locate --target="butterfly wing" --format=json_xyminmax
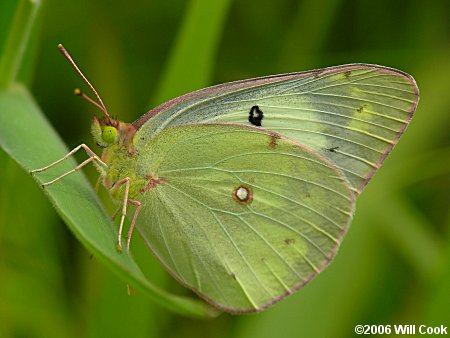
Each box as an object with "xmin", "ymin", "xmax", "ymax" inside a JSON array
[
  {"xmin": 135, "ymin": 124, "xmax": 354, "ymax": 312},
  {"xmin": 134, "ymin": 64, "xmax": 419, "ymax": 195}
]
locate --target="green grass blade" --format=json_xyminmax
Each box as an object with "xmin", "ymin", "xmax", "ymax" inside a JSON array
[
  {"xmin": 0, "ymin": 1, "xmax": 19, "ymax": 53},
  {"xmin": 276, "ymin": 0, "xmax": 341, "ymax": 69},
  {"xmin": 0, "ymin": 0, "xmax": 40, "ymax": 90},
  {"xmin": 0, "ymin": 84, "xmax": 220, "ymax": 319},
  {"xmin": 150, "ymin": 0, "xmax": 232, "ymax": 105}
]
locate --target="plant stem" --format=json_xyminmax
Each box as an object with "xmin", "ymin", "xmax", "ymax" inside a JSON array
[
  {"xmin": 0, "ymin": 0, "xmax": 40, "ymax": 90},
  {"xmin": 150, "ymin": 0, "xmax": 231, "ymax": 106}
]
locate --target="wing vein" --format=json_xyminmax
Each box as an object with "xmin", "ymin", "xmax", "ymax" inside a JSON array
[
  {"xmin": 163, "ymin": 182, "xmax": 274, "ymax": 298},
  {"xmin": 156, "ymin": 190, "xmax": 229, "ymax": 300}
]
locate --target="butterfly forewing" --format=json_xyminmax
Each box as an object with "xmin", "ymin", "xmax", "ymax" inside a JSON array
[
  {"xmin": 134, "ymin": 64, "xmax": 418, "ymax": 195},
  {"xmin": 135, "ymin": 124, "xmax": 354, "ymax": 312}
]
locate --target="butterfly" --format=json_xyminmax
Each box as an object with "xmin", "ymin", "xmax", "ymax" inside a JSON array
[{"xmin": 31, "ymin": 44, "xmax": 419, "ymax": 313}]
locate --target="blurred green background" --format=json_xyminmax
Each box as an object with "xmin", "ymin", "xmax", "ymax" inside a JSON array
[{"xmin": 1, "ymin": 0, "xmax": 449, "ymax": 337}]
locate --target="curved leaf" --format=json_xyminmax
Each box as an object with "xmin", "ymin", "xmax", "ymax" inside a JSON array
[{"xmin": 0, "ymin": 84, "xmax": 219, "ymax": 318}]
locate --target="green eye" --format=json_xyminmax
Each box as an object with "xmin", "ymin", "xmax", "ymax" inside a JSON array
[{"xmin": 102, "ymin": 126, "xmax": 117, "ymax": 144}]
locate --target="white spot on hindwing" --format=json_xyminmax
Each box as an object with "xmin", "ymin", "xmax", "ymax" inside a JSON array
[
  {"xmin": 236, "ymin": 187, "xmax": 248, "ymax": 200},
  {"xmin": 232, "ymin": 185, "xmax": 253, "ymax": 204}
]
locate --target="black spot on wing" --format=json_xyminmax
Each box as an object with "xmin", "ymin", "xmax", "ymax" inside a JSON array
[
  {"xmin": 284, "ymin": 238, "xmax": 295, "ymax": 245},
  {"xmin": 356, "ymin": 104, "xmax": 367, "ymax": 113},
  {"xmin": 327, "ymin": 146, "xmax": 339, "ymax": 152},
  {"xmin": 249, "ymin": 105, "xmax": 264, "ymax": 127}
]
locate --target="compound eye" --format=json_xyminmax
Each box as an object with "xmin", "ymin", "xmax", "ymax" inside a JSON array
[{"xmin": 102, "ymin": 126, "xmax": 118, "ymax": 144}]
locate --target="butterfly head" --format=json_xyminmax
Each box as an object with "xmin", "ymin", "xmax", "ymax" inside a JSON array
[
  {"xmin": 91, "ymin": 116, "xmax": 137, "ymax": 152},
  {"xmin": 91, "ymin": 116, "xmax": 119, "ymax": 148}
]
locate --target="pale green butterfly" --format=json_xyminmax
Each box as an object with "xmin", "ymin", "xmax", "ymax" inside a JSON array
[{"xmin": 31, "ymin": 44, "xmax": 419, "ymax": 313}]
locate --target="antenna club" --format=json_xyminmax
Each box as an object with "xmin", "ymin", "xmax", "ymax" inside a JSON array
[
  {"xmin": 57, "ymin": 43, "xmax": 64, "ymax": 49},
  {"xmin": 74, "ymin": 88, "xmax": 82, "ymax": 96}
]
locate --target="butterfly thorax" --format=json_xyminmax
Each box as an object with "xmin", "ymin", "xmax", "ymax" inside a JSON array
[
  {"xmin": 102, "ymin": 144, "xmax": 146, "ymax": 200},
  {"xmin": 91, "ymin": 117, "xmax": 147, "ymax": 201}
]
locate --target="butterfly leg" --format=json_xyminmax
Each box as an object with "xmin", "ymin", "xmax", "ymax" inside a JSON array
[
  {"xmin": 114, "ymin": 177, "xmax": 131, "ymax": 252},
  {"xmin": 126, "ymin": 199, "xmax": 141, "ymax": 252},
  {"xmin": 112, "ymin": 177, "xmax": 142, "ymax": 253},
  {"xmin": 30, "ymin": 144, "xmax": 107, "ymax": 187}
]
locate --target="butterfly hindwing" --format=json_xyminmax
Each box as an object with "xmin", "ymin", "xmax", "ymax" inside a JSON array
[{"xmin": 135, "ymin": 124, "xmax": 354, "ymax": 312}]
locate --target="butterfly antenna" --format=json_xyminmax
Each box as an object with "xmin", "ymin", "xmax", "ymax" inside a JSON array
[
  {"xmin": 74, "ymin": 88, "xmax": 106, "ymax": 112},
  {"xmin": 57, "ymin": 44, "xmax": 112, "ymax": 122}
]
